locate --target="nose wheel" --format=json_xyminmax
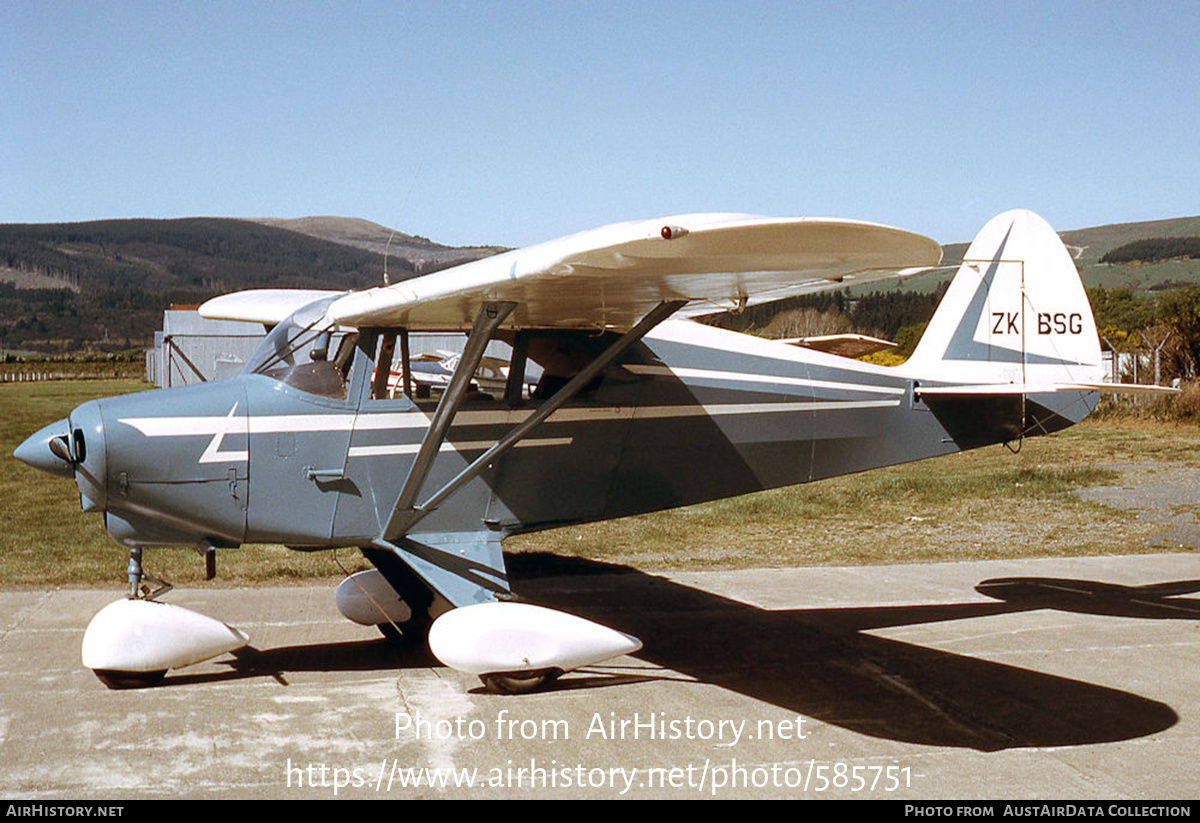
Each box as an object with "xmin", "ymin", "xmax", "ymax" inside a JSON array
[
  {"xmin": 92, "ymin": 668, "xmax": 168, "ymax": 689},
  {"xmin": 480, "ymin": 668, "xmax": 562, "ymax": 695}
]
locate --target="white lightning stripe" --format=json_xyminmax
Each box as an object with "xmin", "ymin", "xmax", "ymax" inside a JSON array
[
  {"xmin": 348, "ymin": 437, "xmax": 574, "ymax": 458},
  {"xmin": 120, "ymin": 398, "xmax": 900, "ymax": 445},
  {"xmin": 637, "ymin": 399, "xmax": 900, "ymax": 418},
  {"xmin": 198, "ymin": 403, "xmax": 248, "ymax": 464},
  {"xmin": 121, "ymin": 412, "xmax": 423, "ymax": 436},
  {"xmin": 624, "ymin": 364, "xmax": 905, "ymax": 395},
  {"xmin": 244, "ymin": 412, "xmax": 437, "ymax": 432},
  {"xmin": 119, "ymin": 415, "xmax": 259, "ymax": 436}
]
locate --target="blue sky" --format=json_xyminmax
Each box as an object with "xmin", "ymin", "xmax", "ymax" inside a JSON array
[{"xmin": 4, "ymin": 1, "xmax": 1197, "ymax": 247}]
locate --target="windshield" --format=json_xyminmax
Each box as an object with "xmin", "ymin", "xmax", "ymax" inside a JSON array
[{"xmin": 243, "ymin": 296, "xmax": 356, "ymax": 400}]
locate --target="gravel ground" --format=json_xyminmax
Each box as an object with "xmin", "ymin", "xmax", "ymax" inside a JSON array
[{"xmin": 1075, "ymin": 461, "xmax": 1200, "ymax": 550}]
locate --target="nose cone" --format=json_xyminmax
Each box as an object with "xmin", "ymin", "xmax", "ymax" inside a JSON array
[{"xmin": 14, "ymin": 418, "xmax": 75, "ymax": 478}]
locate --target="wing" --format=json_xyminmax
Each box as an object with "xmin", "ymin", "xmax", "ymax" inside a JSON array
[
  {"xmin": 198, "ymin": 289, "xmax": 346, "ymax": 324},
  {"xmin": 325, "ymin": 213, "xmax": 942, "ymax": 331}
]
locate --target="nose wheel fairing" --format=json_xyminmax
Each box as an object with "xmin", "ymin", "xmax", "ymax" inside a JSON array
[{"xmin": 81, "ymin": 598, "xmax": 249, "ymax": 688}]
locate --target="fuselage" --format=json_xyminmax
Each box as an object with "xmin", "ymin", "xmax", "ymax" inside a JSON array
[
  {"xmin": 19, "ymin": 210, "xmax": 1108, "ymax": 558},
  {"xmin": 29, "ymin": 320, "xmax": 978, "ymax": 553}
]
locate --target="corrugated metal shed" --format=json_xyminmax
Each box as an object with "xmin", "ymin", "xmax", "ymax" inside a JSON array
[
  {"xmin": 150, "ymin": 310, "xmax": 514, "ymax": 388},
  {"xmin": 157, "ymin": 310, "xmax": 267, "ymax": 387}
]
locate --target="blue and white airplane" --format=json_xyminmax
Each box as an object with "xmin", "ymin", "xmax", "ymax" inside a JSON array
[{"xmin": 15, "ymin": 209, "xmax": 1166, "ymax": 692}]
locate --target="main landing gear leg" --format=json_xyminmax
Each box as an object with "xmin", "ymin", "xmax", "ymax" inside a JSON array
[{"xmin": 359, "ymin": 546, "xmax": 437, "ymax": 645}]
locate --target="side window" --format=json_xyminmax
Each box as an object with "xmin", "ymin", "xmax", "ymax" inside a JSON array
[
  {"xmin": 243, "ymin": 296, "xmax": 360, "ymax": 402},
  {"xmin": 524, "ymin": 332, "xmax": 609, "ymax": 400},
  {"xmin": 359, "ymin": 330, "xmax": 570, "ymax": 405},
  {"xmin": 262, "ymin": 332, "xmax": 358, "ymax": 401}
]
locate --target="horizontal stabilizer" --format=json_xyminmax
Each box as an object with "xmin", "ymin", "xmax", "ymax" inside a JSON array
[{"xmin": 917, "ymin": 382, "xmax": 1180, "ymax": 397}]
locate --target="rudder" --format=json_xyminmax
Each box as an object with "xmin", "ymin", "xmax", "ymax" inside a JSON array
[{"xmin": 904, "ymin": 210, "xmax": 1103, "ymax": 387}]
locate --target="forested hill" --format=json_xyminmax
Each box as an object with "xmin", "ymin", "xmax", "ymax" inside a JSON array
[
  {"xmin": 1099, "ymin": 237, "xmax": 1200, "ymax": 265},
  {"xmin": 0, "ymin": 217, "xmax": 499, "ymax": 353}
]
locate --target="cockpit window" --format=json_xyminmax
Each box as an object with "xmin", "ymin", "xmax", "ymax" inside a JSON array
[{"xmin": 242, "ymin": 296, "xmax": 356, "ymax": 400}]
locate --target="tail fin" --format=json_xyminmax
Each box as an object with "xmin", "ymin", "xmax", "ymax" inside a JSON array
[
  {"xmin": 905, "ymin": 209, "xmax": 1103, "ymax": 385},
  {"xmin": 901, "ymin": 210, "xmax": 1108, "ymax": 446}
]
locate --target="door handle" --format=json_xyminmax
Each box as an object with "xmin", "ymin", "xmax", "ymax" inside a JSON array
[{"xmin": 306, "ymin": 468, "xmax": 345, "ymax": 482}]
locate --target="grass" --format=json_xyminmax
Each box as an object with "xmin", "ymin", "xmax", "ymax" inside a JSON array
[
  {"xmin": 1, "ymin": 380, "xmax": 1196, "ymax": 589},
  {"xmin": 507, "ymin": 420, "xmax": 1200, "ymax": 569}
]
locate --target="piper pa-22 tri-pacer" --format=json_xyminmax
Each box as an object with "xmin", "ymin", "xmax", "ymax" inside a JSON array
[{"xmin": 15, "ymin": 209, "xmax": 1167, "ymax": 693}]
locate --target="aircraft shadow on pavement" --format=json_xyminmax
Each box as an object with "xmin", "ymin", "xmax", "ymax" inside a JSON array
[
  {"xmin": 510, "ymin": 555, "xmax": 1192, "ymax": 752},
  {"xmin": 155, "ymin": 555, "xmax": 1194, "ymax": 752},
  {"xmin": 974, "ymin": 576, "xmax": 1200, "ymax": 618}
]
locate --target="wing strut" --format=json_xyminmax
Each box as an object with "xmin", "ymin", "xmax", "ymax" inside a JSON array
[
  {"xmin": 385, "ymin": 301, "xmax": 517, "ymax": 535},
  {"xmin": 383, "ymin": 299, "xmax": 687, "ymax": 540},
  {"xmin": 398, "ymin": 329, "xmax": 414, "ymax": 400}
]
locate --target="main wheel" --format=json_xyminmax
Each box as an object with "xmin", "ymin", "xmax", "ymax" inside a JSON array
[
  {"xmin": 92, "ymin": 669, "xmax": 167, "ymax": 689},
  {"xmin": 479, "ymin": 668, "xmax": 562, "ymax": 695}
]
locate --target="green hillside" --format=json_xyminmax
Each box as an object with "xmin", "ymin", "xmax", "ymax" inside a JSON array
[
  {"xmin": 1060, "ymin": 216, "xmax": 1200, "ymax": 264},
  {"xmin": 853, "ymin": 215, "xmax": 1200, "ymax": 299},
  {"xmin": 252, "ymin": 216, "xmax": 506, "ymax": 271},
  {"xmin": 0, "ymin": 217, "xmax": 497, "ymax": 354}
]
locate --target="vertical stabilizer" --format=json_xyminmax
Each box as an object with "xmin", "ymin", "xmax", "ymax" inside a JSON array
[{"xmin": 905, "ymin": 210, "xmax": 1103, "ymax": 387}]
